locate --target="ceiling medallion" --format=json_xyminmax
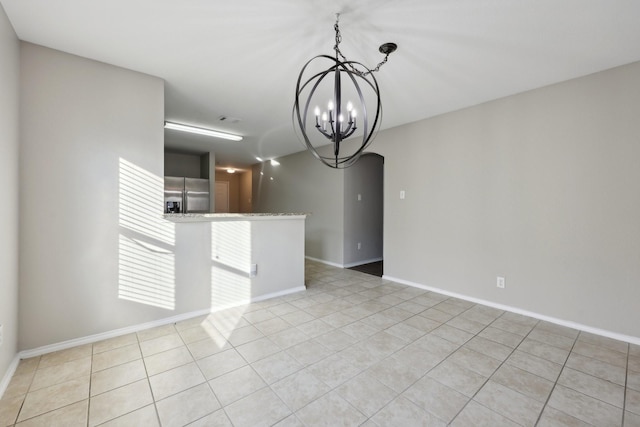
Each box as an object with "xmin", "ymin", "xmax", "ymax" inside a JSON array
[{"xmin": 293, "ymin": 13, "xmax": 397, "ymax": 168}]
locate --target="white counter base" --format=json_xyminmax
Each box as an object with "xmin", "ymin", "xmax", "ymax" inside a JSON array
[{"xmin": 165, "ymin": 213, "xmax": 307, "ymax": 311}]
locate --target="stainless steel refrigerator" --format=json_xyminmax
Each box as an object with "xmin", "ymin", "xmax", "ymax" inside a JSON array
[{"xmin": 164, "ymin": 176, "xmax": 210, "ymax": 213}]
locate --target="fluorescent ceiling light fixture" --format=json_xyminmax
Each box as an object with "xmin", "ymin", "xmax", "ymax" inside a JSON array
[
  {"xmin": 270, "ymin": 159, "xmax": 280, "ymax": 166},
  {"xmin": 164, "ymin": 122, "xmax": 243, "ymax": 141}
]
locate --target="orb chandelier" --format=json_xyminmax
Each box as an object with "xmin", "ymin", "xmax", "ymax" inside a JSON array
[{"xmin": 293, "ymin": 14, "xmax": 397, "ymax": 168}]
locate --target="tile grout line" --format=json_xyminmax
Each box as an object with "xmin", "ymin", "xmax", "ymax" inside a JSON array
[
  {"xmin": 531, "ymin": 330, "xmax": 580, "ymax": 426},
  {"xmin": 175, "ymin": 322, "xmax": 234, "ymax": 427},
  {"xmin": 296, "ymin": 273, "xmax": 418, "ymax": 426},
  {"xmin": 547, "ymin": 334, "xmax": 629, "ymax": 424},
  {"xmin": 446, "ymin": 310, "xmax": 540, "ymax": 426},
  {"xmin": 87, "ymin": 345, "xmax": 92, "ymax": 427},
  {"xmin": 348, "ymin": 299, "xmax": 505, "ymax": 424},
  {"xmin": 10, "ymin": 357, "xmax": 37, "ymax": 426},
  {"xmin": 227, "ymin": 308, "xmax": 295, "ymax": 427},
  {"xmin": 318, "ymin": 276, "xmax": 526, "ymax": 425},
  {"xmin": 136, "ymin": 330, "xmax": 164, "ymax": 427},
  {"xmin": 256, "ymin": 272, "xmax": 421, "ymax": 425},
  {"xmin": 419, "ymin": 303, "xmax": 502, "ymax": 424},
  {"xmin": 4, "ymin": 263, "xmax": 634, "ymax": 426},
  {"xmin": 622, "ymin": 342, "xmax": 629, "ymax": 426},
  {"xmin": 275, "ymin": 296, "xmax": 367, "ymax": 426}
]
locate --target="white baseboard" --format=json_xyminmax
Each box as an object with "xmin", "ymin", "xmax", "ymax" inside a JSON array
[
  {"xmin": 0, "ymin": 354, "xmax": 21, "ymax": 399},
  {"xmin": 18, "ymin": 309, "xmax": 211, "ymax": 360},
  {"xmin": 251, "ymin": 286, "xmax": 306, "ymax": 302},
  {"xmin": 305, "ymin": 256, "xmax": 344, "ymax": 268},
  {"xmin": 384, "ymin": 274, "xmax": 640, "ymax": 346},
  {"xmin": 18, "ymin": 285, "xmax": 307, "ymax": 361},
  {"xmin": 209, "ymin": 286, "xmax": 307, "ymax": 312},
  {"xmin": 343, "ymin": 257, "xmax": 383, "ymax": 269}
]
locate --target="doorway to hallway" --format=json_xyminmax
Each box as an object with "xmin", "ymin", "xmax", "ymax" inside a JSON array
[{"xmin": 343, "ymin": 153, "xmax": 384, "ymax": 275}]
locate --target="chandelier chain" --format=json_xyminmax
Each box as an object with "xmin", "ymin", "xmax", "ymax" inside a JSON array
[
  {"xmin": 333, "ymin": 14, "xmax": 389, "ymax": 77},
  {"xmin": 293, "ymin": 12, "xmax": 393, "ymax": 168}
]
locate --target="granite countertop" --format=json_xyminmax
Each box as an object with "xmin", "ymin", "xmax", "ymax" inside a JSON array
[{"xmin": 163, "ymin": 213, "xmax": 308, "ymax": 222}]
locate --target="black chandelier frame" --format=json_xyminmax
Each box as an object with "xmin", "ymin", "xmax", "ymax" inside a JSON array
[{"xmin": 293, "ymin": 14, "xmax": 396, "ymax": 169}]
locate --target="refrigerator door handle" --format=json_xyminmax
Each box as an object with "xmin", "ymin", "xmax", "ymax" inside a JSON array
[{"xmin": 183, "ymin": 191, "xmax": 187, "ymax": 214}]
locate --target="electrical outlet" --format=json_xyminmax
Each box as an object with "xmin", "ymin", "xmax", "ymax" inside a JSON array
[
  {"xmin": 497, "ymin": 276, "xmax": 506, "ymax": 289},
  {"xmin": 357, "ymin": 242, "xmax": 361, "ymax": 250},
  {"xmin": 400, "ymin": 190, "xmax": 406, "ymax": 199}
]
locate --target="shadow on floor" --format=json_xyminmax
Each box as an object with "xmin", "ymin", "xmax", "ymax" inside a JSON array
[{"xmin": 347, "ymin": 260, "xmax": 383, "ymax": 277}]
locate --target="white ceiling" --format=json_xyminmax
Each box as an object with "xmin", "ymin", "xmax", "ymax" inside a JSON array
[{"xmin": 3, "ymin": 0, "xmax": 640, "ymax": 171}]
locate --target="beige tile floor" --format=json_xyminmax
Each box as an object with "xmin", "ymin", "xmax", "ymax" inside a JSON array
[{"xmin": 1, "ymin": 260, "xmax": 639, "ymax": 426}]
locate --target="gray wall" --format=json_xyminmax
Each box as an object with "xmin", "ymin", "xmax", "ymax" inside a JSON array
[
  {"xmin": 252, "ymin": 150, "xmax": 345, "ymax": 265},
  {"xmin": 18, "ymin": 43, "xmax": 212, "ymax": 350},
  {"xmin": 239, "ymin": 170, "xmax": 253, "ymax": 213},
  {"xmin": 254, "ymin": 61, "xmax": 640, "ymax": 339},
  {"xmin": 0, "ymin": 3, "xmax": 19, "ymax": 381},
  {"xmin": 343, "ymin": 153, "xmax": 384, "ymax": 266},
  {"xmin": 375, "ymin": 61, "xmax": 640, "ymax": 338}
]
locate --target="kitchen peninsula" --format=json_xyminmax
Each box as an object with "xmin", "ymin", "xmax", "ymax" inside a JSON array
[{"xmin": 164, "ymin": 213, "xmax": 307, "ymax": 311}]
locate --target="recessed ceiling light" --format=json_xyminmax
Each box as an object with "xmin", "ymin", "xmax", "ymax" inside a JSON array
[
  {"xmin": 256, "ymin": 157, "xmax": 263, "ymax": 162},
  {"xmin": 164, "ymin": 121, "xmax": 243, "ymax": 141},
  {"xmin": 270, "ymin": 159, "xmax": 280, "ymax": 166},
  {"xmin": 227, "ymin": 168, "xmax": 236, "ymax": 174}
]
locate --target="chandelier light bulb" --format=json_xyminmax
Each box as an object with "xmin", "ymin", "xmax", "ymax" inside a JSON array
[
  {"xmin": 347, "ymin": 102, "xmax": 353, "ymax": 112},
  {"xmin": 328, "ymin": 101, "xmax": 334, "ymax": 111}
]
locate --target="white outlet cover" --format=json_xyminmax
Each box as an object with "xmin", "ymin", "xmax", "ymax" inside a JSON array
[{"xmin": 497, "ymin": 276, "xmax": 506, "ymax": 289}]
